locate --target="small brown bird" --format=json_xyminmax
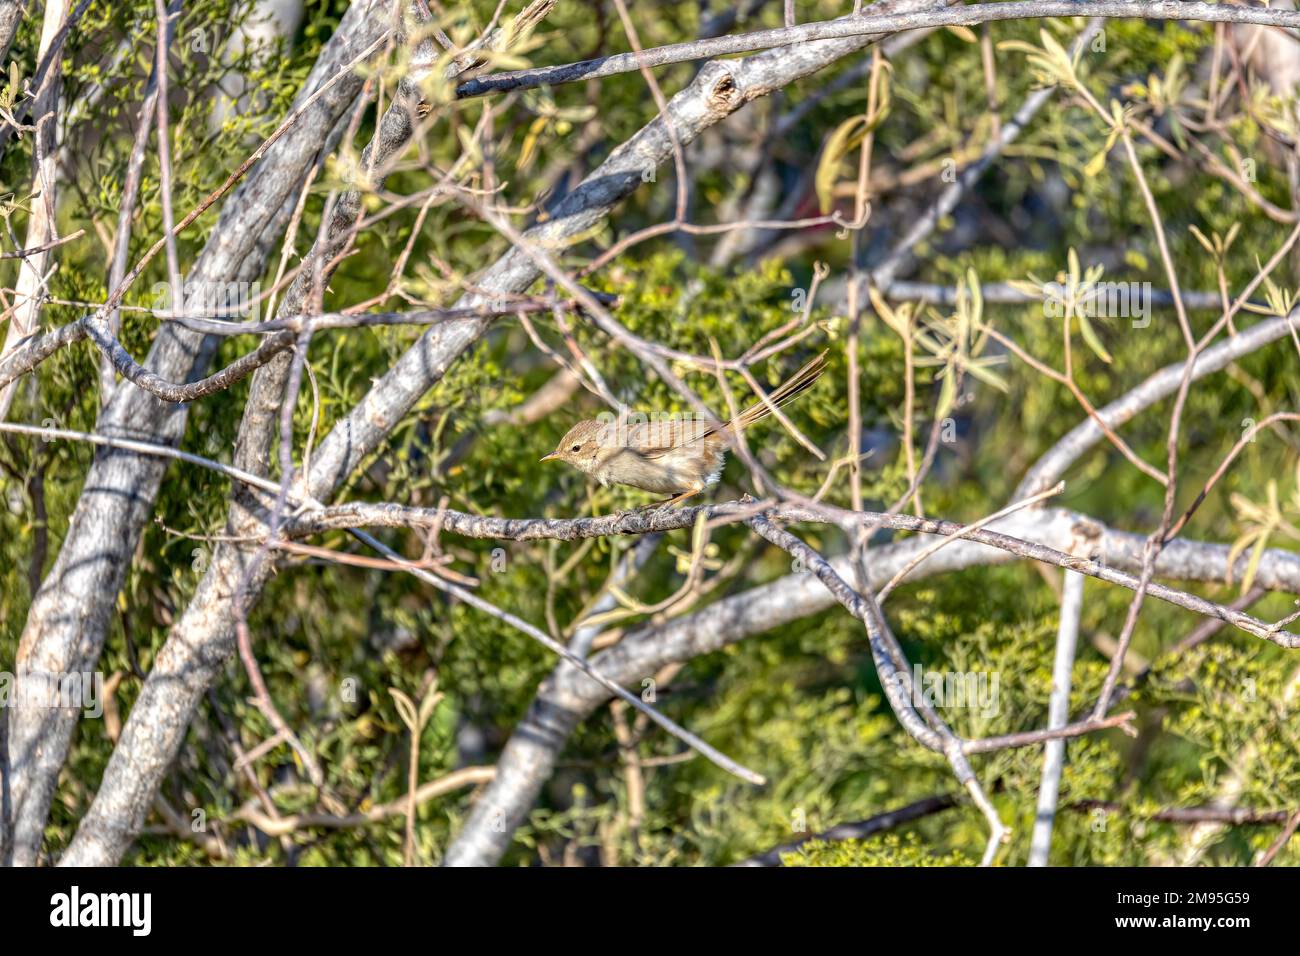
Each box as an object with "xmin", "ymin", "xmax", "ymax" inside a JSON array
[{"xmin": 541, "ymin": 350, "xmax": 827, "ymax": 507}]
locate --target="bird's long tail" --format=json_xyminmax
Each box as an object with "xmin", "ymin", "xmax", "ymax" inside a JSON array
[{"xmin": 724, "ymin": 349, "xmax": 828, "ymax": 434}]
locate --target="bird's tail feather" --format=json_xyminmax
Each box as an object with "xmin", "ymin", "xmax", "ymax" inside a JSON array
[{"xmin": 726, "ymin": 349, "xmax": 827, "ymax": 433}]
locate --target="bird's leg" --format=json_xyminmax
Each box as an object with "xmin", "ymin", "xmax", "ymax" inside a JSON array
[{"xmin": 655, "ymin": 488, "xmax": 702, "ymax": 509}]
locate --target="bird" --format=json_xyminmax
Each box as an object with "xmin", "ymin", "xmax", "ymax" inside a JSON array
[{"xmin": 540, "ymin": 350, "xmax": 827, "ymax": 507}]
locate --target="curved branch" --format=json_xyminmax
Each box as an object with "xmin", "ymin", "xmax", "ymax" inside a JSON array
[{"xmin": 1016, "ymin": 311, "xmax": 1300, "ymax": 497}]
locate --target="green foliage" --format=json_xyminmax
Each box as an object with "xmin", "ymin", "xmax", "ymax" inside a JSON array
[{"xmin": 783, "ymin": 832, "xmax": 973, "ymax": 867}]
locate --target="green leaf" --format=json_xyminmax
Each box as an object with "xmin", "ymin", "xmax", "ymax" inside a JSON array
[
  {"xmin": 815, "ymin": 116, "xmax": 868, "ymax": 213},
  {"xmin": 1083, "ymin": 147, "xmax": 1108, "ymax": 178},
  {"xmin": 1078, "ymin": 316, "xmax": 1113, "ymax": 364}
]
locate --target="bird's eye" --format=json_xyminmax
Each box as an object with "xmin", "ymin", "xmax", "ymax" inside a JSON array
[{"xmin": 571, "ymin": 444, "xmax": 582, "ymax": 452}]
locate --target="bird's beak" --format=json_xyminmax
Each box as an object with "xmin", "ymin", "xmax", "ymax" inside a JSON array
[{"xmin": 540, "ymin": 451, "xmax": 558, "ymax": 462}]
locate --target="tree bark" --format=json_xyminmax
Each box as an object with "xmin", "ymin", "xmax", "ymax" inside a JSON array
[
  {"xmin": 0, "ymin": 0, "xmax": 70, "ymax": 421},
  {"xmin": 0, "ymin": 0, "xmax": 390, "ymax": 866}
]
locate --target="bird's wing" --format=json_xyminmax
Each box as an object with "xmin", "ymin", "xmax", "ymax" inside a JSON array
[{"xmin": 627, "ymin": 418, "xmax": 713, "ymax": 458}]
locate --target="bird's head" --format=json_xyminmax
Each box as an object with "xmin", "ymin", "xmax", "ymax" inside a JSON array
[{"xmin": 540, "ymin": 419, "xmax": 608, "ymax": 474}]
